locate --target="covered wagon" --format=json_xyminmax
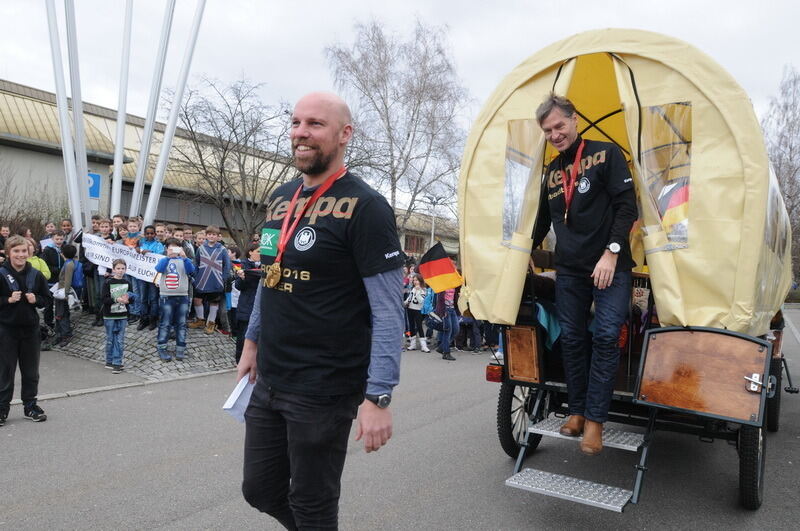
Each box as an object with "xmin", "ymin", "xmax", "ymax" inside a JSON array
[{"xmin": 458, "ymin": 28, "xmax": 794, "ymax": 511}]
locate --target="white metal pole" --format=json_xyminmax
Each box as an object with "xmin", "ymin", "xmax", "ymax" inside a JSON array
[
  {"xmin": 64, "ymin": 0, "xmax": 92, "ymax": 226},
  {"xmin": 110, "ymin": 0, "xmax": 133, "ymax": 217},
  {"xmin": 45, "ymin": 0, "xmax": 82, "ymax": 233},
  {"xmin": 129, "ymin": 0, "xmax": 176, "ymax": 218},
  {"xmin": 143, "ymin": 0, "xmax": 206, "ymax": 227}
]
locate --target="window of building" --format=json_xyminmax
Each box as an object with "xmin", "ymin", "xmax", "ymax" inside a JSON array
[{"xmin": 405, "ymin": 234, "xmax": 424, "ymax": 254}]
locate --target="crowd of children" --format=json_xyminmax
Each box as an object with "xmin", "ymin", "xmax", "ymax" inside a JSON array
[
  {"xmin": 0, "ymin": 217, "xmax": 259, "ymax": 424},
  {"xmin": 402, "ymin": 266, "xmax": 500, "ymax": 361}
]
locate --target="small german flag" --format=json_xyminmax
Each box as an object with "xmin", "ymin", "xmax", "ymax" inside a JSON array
[{"xmin": 419, "ymin": 242, "xmax": 462, "ymax": 293}]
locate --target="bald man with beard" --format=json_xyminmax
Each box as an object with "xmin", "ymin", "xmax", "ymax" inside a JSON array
[{"xmin": 237, "ymin": 92, "xmax": 405, "ymax": 530}]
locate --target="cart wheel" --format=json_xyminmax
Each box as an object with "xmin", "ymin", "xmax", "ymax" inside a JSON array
[
  {"xmin": 766, "ymin": 357, "xmax": 782, "ymax": 433},
  {"xmin": 497, "ymin": 382, "xmax": 545, "ymax": 459},
  {"xmin": 738, "ymin": 424, "xmax": 766, "ymax": 510}
]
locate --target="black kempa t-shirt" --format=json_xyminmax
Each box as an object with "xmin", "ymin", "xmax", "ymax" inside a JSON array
[
  {"xmin": 533, "ymin": 138, "xmax": 638, "ymax": 275},
  {"xmin": 258, "ymin": 172, "xmax": 404, "ymax": 395}
]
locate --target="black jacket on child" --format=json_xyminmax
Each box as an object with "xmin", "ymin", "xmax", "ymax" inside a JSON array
[
  {"xmin": 234, "ymin": 258, "xmax": 260, "ymax": 322},
  {"xmin": 101, "ymin": 277, "xmax": 132, "ymax": 319},
  {"xmin": 0, "ymin": 263, "xmax": 52, "ymax": 333}
]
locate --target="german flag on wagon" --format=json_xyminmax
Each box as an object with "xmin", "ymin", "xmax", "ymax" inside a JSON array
[{"xmin": 418, "ymin": 242, "xmax": 463, "ymax": 293}]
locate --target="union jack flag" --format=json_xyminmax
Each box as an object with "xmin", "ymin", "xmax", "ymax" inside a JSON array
[{"xmin": 196, "ymin": 245, "xmax": 224, "ymax": 291}]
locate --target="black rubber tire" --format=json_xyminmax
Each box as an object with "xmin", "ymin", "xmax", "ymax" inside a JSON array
[
  {"xmin": 766, "ymin": 357, "xmax": 782, "ymax": 433},
  {"xmin": 497, "ymin": 382, "xmax": 542, "ymax": 459},
  {"xmin": 738, "ymin": 424, "xmax": 766, "ymax": 510}
]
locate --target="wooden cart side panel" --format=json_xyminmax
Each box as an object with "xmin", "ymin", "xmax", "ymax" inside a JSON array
[
  {"xmin": 638, "ymin": 330, "xmax": 767, "ymax": 423},
  {"xmin": 507, "ymin": 326, "xmax": 541, "ymax": 383}
]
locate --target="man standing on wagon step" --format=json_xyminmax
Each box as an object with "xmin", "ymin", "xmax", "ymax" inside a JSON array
[
  {"xmin": 237, "ymin": 92, "xmax": 405, "ymax": 530},
  {"xmin": 532, "ymin": 94, "xmax": 638, "ymax": 455}
]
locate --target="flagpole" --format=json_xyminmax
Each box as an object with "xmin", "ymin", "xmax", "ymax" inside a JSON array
[
  {"xmin": 143, "ymin": 0, "xmax": 206, "ymax": 227},
  {"xmin": 64, "ymin": 0, "xmax": 93, "ymax": 226},
  {"xmin": 128, "ymin": 0, "xmax": 176, "ymax": 218},
  {"xmin": 45, "ymin": 0, "xmax": 83, "ymax": 232},
  {"xmin": 110, "ymin": 0, "xmax": 133, "ymax": 217}
]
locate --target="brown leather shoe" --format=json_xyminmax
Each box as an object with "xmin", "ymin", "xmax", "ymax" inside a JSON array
[
  {"xmin": 580, "ymin": 420, "xmax": 603, "ymax": 455},
  {"xmin": 559, "ymin": 415, "xmax": 585, "ymax": 437}
]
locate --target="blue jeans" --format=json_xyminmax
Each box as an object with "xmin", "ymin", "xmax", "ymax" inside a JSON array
[
  {"xmin": 555, "ymin": 271, "xmax": 631, "ymax": 423},
  {"xmin": 128, "ymin": 274, "xmax": 141, "ymax": 316},
  {"xmin": 104, "ymin": 318, "xmax": 127, "ymax": 366},
  {"xmin": 137, "ymin": 278, "xmax": 160, "ymax": 320},
  {"xmin": 158, "ymin": 296, "xmax": 189, "ymax": 359},
  {"xmin": 438, "ymin": 307, "xmax": 460, "ymax": 354}
]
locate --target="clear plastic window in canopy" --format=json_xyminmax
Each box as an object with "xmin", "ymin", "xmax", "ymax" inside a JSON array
[
  {"xmin": 503, "ymin": 119, "xmax": 540, "ymax": 242},
  {"xmin": 639, "ymin": 102, "xmax": 692, "ymax": 247}
]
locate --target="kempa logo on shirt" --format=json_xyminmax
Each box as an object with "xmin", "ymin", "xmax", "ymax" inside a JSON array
[
  {"xmin": 578, "ymin": 177, "xmax": 591, "ymax": 194},
  {"xmin": 385, "ymin": 250, "xmax": 400, "ymax": 259},
  {"xmin": 266, "ymin": 195, "xmax": 359, "ymax": 224},
  {"xmin": 547, "ymin": 149, "xmax": 608, "ymax": 189},
  {"xmin": 294, "ymin": 227, "xmax": 316, "ymax": 251}
]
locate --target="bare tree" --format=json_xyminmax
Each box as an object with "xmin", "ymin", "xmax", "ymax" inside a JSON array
[
  {"xmin": 168, "ymin": 78, "xmax": 297, "ymax": 250},
  {"xmin": 762, "ymin": 65, "xmax": 800, "ymax": 280},
  {"xmin": 326, "ymin": 20, "xmax": 468, "ymax": 235},
  {"xmin": 0, "ymin": 155, "xmax": 69, "ymax": 240}
]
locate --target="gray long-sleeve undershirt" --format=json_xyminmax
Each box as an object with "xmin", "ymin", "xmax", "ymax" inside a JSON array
[{"xmin": 244, "ymin": 267, "xmax": 404, "ymax": 395}]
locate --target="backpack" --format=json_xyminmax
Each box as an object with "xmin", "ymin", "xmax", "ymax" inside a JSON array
[
  {"xmin": 66, "ymin": 259, "xmax": 85, "ymax": 289},
  {"xmin": 421, "ymin": 288, "xmax": 435, "ymax": 315},
  {"xmin": 0, "ymin": 266, "xmax": 39, "ymax": 293}
]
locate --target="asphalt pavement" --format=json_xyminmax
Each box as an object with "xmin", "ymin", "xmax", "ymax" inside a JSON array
[{"xmin": 2, "ymin": 312, "xmax": 800, "ymax": 530}]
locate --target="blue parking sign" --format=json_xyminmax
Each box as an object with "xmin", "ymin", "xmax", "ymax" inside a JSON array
[{"xmin": 87, "ymin": 172, "xmax": 101, "ymax": 199}]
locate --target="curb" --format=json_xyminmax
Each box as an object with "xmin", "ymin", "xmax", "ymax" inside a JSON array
[{"xmin": 10, "ymin": 367, "xmax": 237, "ymax": 406}]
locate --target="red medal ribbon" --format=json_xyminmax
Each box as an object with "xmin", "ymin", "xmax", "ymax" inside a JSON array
[
  {"xmin": 275, "ymin": 166, "xmax": 347, "ymax": 263},
  {"xmin": 562, "ymin": 139, "xmax": 585, "ymax": 223}
]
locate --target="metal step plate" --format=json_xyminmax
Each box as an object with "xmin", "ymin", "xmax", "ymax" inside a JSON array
[
  {"xmin": 506, "ymin": 468, "xmax": 632, "ymax": 512},
  {"xmin": 529, "ymin": 417, "xmax": 644, "ymax": 451}
]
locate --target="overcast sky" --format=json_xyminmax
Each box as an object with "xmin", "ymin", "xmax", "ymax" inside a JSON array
[{"xmin": 0, "ymin": 0, "xmax": 797, "ymax": 125}]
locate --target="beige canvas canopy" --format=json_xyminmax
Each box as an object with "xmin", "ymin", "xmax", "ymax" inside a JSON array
[{"xmin": 458, "ymin": 28, "xmax": 792, "ymax": 336}]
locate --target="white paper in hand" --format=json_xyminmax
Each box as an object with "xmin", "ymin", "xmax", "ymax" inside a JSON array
[{"xmin": 223, "ymin": 375, "xmax": 255, "ymax": 423}]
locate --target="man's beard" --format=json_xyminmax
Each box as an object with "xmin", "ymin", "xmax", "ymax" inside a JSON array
[{"xmin": 293, "ymin": 147, "xmax": 336, "ymax": 177}]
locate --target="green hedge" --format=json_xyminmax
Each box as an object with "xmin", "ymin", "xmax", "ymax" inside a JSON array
[{"xmin": 787, "ymin": 290, "xmax": 800, "ymax": 303}]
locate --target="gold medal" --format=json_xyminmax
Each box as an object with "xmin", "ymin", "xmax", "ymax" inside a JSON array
[
  {"xmin": 265, "ymin": 261, "xmax": 282, "ymax": 288},
  {"xmin": 265, "ymin": 166, "xmax": 347, "ymax": 290}
]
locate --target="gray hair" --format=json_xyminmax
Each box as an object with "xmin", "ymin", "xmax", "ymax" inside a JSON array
[{"xmin": 535, "ymin": 93, "xmax": 576, "ymax": 125}]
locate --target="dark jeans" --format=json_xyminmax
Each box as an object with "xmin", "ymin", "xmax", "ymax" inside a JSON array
[
  {"xmin": 44, "ymin": 283, "xmax": 56, "ymax": 328},
  {"xmin": 242, "ymin": 381, "xmax": 361, "ymax": 530},
  {"xmin": 437, "ymin": 308, "xmax": 460, "ymax": 354},
  {"xmin": 458, "ymin": 316, "xmax": 482, "ymax": 349},
  {"xmin": 234, "ymin": 320, "xmax": 249, "ymax": 363},
  {"xmin": 483, "ymin": 322, "xmax": 500, "ymax": 347},
  {"xmin": 0, "ymin": 325, "xmax": 41, "ymax": 408},
  {"xmin": 55, "ymin": 299, "xmax": 72, "ymax": 339},
  {"xmin": 94, "ymin": 272, "xmax": 106, "ymax": 317},
  {"xmin": 555, "ymin": 271, "xmax": 631, "ymax": 423},
  {"xmin": 137, "ymin": 279, "xmax": 159, "ymax": 320}
]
